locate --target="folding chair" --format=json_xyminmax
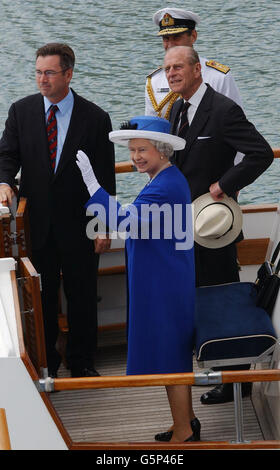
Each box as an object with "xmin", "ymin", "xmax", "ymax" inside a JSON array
[{"xmin": 195, "ymin": 281, "xmax": 278, "ymax": 442}]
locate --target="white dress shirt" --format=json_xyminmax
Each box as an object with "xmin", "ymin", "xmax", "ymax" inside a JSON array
[{"xmin": 185, "ymin": 82, "xmax": 208, "ymax": 125}]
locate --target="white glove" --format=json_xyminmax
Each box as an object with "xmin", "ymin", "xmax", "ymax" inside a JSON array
[{"xmin": 76, "ymin": 150, "xmax": 100, "ymax": 196}]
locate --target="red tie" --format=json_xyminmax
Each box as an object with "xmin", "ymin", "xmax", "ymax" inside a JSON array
[{"xmin": 47, "ymin": 105, "xmax": 58, "ymax": 170}]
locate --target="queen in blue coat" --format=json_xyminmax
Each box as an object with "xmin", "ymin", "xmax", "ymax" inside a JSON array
[{"xmin": 76, "ymin": 116, "xmax": 199, "ymax": 443}]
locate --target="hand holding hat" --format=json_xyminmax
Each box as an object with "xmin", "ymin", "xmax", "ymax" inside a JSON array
[
  {"xmin": 209, "ymin": 181, "xmax": 225, "ymax": 201},
  {"xmin": 76, "ymin": 150, "xmax": 100, "ymax": 196}
]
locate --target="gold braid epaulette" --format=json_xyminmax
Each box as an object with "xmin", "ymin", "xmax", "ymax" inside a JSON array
[{"xmin": 147, "ymin": 76, "xmax": 180, "ymax": 119}]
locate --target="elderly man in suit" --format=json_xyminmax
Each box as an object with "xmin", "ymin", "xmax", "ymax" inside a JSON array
[
  {"xmin": 0, "ymin": 43, "xmax": 116, "ymax": 378},
  {"xmin": 163, "ymin": 46, "xmax": 273, "ymax": 406}
]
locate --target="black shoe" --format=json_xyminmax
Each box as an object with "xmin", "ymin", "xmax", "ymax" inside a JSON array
[
  {"xmin": 200, "ymin": 382, "xmax": 252, "ymax": 405},
  {"xmin": 191, "ymin": 417, "xmax": 201, "ymax": 440},
  {"xmin": 154, "ymin": 430, "xmax": 173, "ymax": 442},
  {"xmin": 184, "ymin": 433, "xmax": 196, "ymax": 442},
  {"xmin": 71, "ymin": 367, "xmax": 100, "ymax": 378},
  {"xmin": 155, "ymin": 418, "xmax": 201, "ymax": 442}
]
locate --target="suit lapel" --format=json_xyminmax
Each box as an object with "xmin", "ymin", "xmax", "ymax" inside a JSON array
[
  {"xmin": 170, "ymin": 99, "xmax": 183, "ymax": 133},
  {"xmin": 172, "ymin": 85, "xmax": 214, "ymax": 168},
  {"xmin": 184, "ymin": 85, "xmax": 213, "ymax": 153},
  {"xmin": 33, "ymin": 94, "xmax": 53, "ymax": 176},
  {"xmin": 170, "ymin": 100, "xmax": 184, "ymax": 165}
]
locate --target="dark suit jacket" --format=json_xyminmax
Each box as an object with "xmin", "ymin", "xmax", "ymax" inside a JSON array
[
  {"xmin": 0, "ymin": 89, "xmax": 116, "ymax": 250},
  {"xmin": 169, "ymin": 84, "xmax": 274, "ymax": 202}
]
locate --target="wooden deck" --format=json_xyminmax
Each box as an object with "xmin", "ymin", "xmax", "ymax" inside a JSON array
[{"xmin": 50, "ymin": 329, "xmax": 264, "ymax": 444}]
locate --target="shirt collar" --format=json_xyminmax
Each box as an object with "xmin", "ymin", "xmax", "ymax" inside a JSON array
[
  {"xmin": 187, "ymin": 82, "xmax": 207, "ymax": 108},
  {"xmin": 44, "ymin": 89, "xmax": 74, "ymax": 115}
]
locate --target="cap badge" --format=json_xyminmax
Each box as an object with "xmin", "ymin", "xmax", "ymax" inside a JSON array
[{"xmin": 161, "ymin": 13, "xmax": 175, "ymax": 27}]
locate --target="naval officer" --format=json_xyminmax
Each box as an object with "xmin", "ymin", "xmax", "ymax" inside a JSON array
[{"xmin": 145, "ymin": 7, "xmax": 243, "ymax": 120}]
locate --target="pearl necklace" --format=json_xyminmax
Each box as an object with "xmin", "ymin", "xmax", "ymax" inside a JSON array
[{"xmin": 147, "ymin": 161, "xmax": 172, "ymax": 185}]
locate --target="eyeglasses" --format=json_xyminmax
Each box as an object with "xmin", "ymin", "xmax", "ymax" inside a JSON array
[{"xmin": 35, "ymin": 68, "xmax": 69, "ymax": 77}]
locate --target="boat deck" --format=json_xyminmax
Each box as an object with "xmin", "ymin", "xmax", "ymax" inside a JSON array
[{"xmin": 50, "ymin": 329, "xmax": 264, "ymax": 444}]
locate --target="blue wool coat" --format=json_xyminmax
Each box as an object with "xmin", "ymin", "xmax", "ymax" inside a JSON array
[{"xmin": 86, "ymin": 165, "xmax": 195, "ymax": 374}]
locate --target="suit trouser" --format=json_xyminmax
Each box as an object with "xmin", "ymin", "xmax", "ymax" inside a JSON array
[
  {"xmin": 194, "ymin": 242, "xmax": 240, "ymax": 287},
  {"xmin": 31, "ymin": 226, "xmax": 98, "ymax": 373},
  {"xmin": 195, "ymin": 242, "xmax": 250, "ymax": 375}
]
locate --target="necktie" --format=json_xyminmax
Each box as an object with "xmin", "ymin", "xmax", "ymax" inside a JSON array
[
  {"xmin": 178, "ymin": 102, "xmax": 190, "ymax": 137},
  {"xmin": 46, "ymin": 105, "xmax": 58, "ymax": 170}
]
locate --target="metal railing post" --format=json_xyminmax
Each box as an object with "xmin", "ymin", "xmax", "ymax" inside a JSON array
[{"xmin": 232, "ymin": 383, "xmax": 246, "ymax": 444}]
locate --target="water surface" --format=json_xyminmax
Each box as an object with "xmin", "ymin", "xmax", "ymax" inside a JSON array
[{"xmin": 0, "ymin": 0, "xmax": 279, "ymax": 204}]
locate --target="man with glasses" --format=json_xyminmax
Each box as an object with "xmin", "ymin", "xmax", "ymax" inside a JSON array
[{"xmin": 0, "ymin": 43, "xmax": 116, "ymax": 378}]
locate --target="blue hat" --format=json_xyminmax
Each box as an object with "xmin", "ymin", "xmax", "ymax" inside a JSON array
[
  {"xmin": 130, "ymin": 116, "xmax": 171, "ymax": 133},
  {"xmin": 109, "ymin": 115, "xmax": 186, "ymax": 151}
]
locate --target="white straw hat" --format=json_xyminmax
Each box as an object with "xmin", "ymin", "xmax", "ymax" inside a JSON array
[{"xmin": 192, "ymin": 193, "xmax": 243, "ymax": 249}]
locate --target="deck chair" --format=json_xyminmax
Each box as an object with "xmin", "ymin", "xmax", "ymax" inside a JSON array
[
  {"xmin": 194, "ymin": 281, "xmax": 278, "ymax": 442},
  {"xmin": 0, "ymin": 206, "xmax": 12, "ymax": 258},
  {"xmin": 17, "ymin": 257, "xmax": 48, "ymax": 378},
  {"xmin": 0, "ymin": 198, "xmax": 31, "ymax": 260},
  {"xmin": 195, "ymin": 282, "xmax": 277, "ymax": 368},
  {"xmin": 15, "ymin": 198, "xmax": 32, "ymax": 258},
  {"xmin": 1, "ymin": 200, "xmax": 47, "ymax": 377}
]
